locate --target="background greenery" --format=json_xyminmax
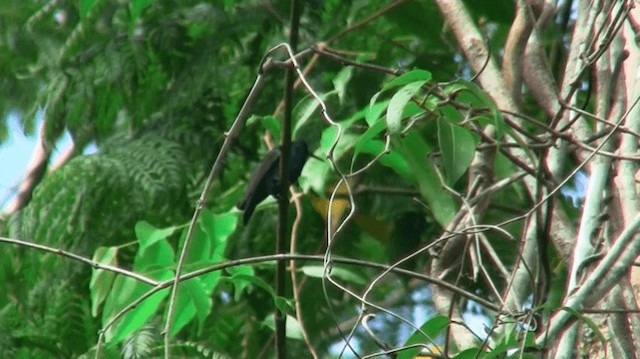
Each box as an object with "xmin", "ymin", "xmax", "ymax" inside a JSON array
[{"xmin": 1, "ymin": 0, "xmax": 637, "ymax": 358}]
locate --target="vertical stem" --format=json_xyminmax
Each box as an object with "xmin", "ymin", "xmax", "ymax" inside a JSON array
[
  {"xmin": 162, "ymin": 74, "xmax": 267, "ymax": 359},
  {"xmin": 275, "ymin": 1, "xmax": 300, "ymax": 358}
]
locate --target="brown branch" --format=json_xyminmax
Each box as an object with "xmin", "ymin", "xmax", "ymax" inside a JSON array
[
  {"xmin": 48, "ymin": 141, "xmax": 77, "ymax": 172},
  {"xmin": 502, "ymin": 0, "xmax": 534, "ymax": 108},
  {"xmin": 5, "ymin": 119, "xmax": 53, "ymax": 215}
]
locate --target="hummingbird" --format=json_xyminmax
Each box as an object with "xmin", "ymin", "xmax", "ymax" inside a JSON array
[{"xmin": 237, "ymin": 140, "xmax": 313, "ymax": 225}]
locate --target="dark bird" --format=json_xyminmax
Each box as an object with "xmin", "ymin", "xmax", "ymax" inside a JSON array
[{"xmin": 237, "ymin": 140, "xmax": 312, "ymax": 224}]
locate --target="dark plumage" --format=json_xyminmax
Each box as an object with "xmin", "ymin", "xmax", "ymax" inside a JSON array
[{"xmin": 237, "ymin": 140, "xmax": 310, "ymax": 224}]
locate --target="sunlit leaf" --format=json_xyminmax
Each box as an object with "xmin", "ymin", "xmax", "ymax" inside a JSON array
[
  {"xmin": 333, "ymin": 66, "xmax": 353, "ymax": 104},
  {"xmin": 135, "ymin": 221, "xmax": 177, "ymax": 257},
  {"xmin": 394, "ymin": 132, "xmax": 456, "ymax": 226},
  {"xmin": 301, "ymin": 265, "xmax": 366, "ymax": 285},
  {"xmin": 382, "ymin": 69, "xmax": 432, "ymax": 91},
  {"xmin": 398, "ymin": 315, "xmax": 448, "ymax": 359},
  {"xmin": 386, "ymin": 81, "xmax": 426, "ymax": 134},
  {"xmin": 90, "ymin": 246, "xmax": 118, "ymax": 317},
  {"xmin": 79, "ymin": 0, "xmax": 97, "ymax": 21},
  {"xmin": 103, "ymin": 269, "xmax": 172, "ymax": 343},
  {"xmin": 262, "ymin": 314, "xmax": 304, "ymax": 340},
  {"xmin": 437, "ymin": 107, "xmax": 476, "ymax": 185}
]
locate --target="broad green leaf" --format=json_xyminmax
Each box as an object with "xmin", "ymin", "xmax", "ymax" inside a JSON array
[
  {"xmin": 398, "ymin": 315, "xmax": 449, "ymax": 359},
  {"xmin": 301, "ymin": 265, "xmax": 367, "ymax": 285},
  {"xmin": 261, "ymin": 115, "xmax": 282, "ymax": 140},
  {"xmin": 229, "ymin": 273, "xmax": 275, "ymax": 297},
  {"xmin": 403, "ymin": 101, "xmax": 424, "ymax": 119},
  {"xmin": 179, "ymin": 222, "xmax": 211, "ymax": 264},
  {"xmin": 368, "ymin": 70, "xmax": 432, "ymax": 121},
  {"xmin": 386, "ymin": 81, "xmax": 426, "ymax": 134},
  {"xmin": 130, "ymin": 0, "xmax": 152, "ymax": 22},
  {"xmin": 90, "ymin": 246, "xmax": 118, "ymax": 317},
  {"xmin": 365, "ymin": 100, "xmax": 390, "ymax": 126},
  {"xmin": 379, "ymin": 149, "xmax": 411, "ymax": 180},
  {"xmin": 79, "ymin": 0, "xmax": 97, "ymax": 21},
  {"xmin": 352, "ymin": 119, "xmax": 387, "ymax": 172},
  {"xmin": 382, "ymin": 69, "xmax": 432, "ymax": 91},
  {"xmin": 320, "ymin": 126, "xmax": 358, "ymax": 159},
  {"xmin": 352, "ymin": 137, "xmax": 384, "ymax": 172},
  {"xmin": 200, "ymin": 209, "xmax": 237, "ymax": 243},
  {"xmin": 444, "ymin": 79, "xmax": 506, "ymax": 136},
  {"xmin": 134, "ymin": 238, "xmax": 175, "ymax": 271},
  {"xmin": 333, "ymin": 66, "xmax": 353, "ymax": 104},
  {"xmin": 437, "ymin": 109, "xmax": 476, "ymax": 185},
  {"xmin": 293, "ymin": 92, "xmax": 335, "ymax": 137},
  {"xmin": 135, "ymin": 221, "xmax": 176, "ymax": 257},
  {"xmin": 493, "ymin": 150, "xmax": 517, "ymax": 180},
  {"xmin": 354, "ymin": 122, "xmax": 411, "ymax": 180},
  {"xmin": 300, "ymin": 154, "xmax": 331, "ymax": 196},
  {"xmin": 262, "ymin": 314, "xmax": 304, "ymax": 340},
  {"xmin": 169, "ymin": 278, "xmax": 212, "ymax": 336},
  {"xmin": 355, "ymin": 232, "xmax": 388, "ymax": 263},
  {"xmin": 226, "ymin": 265, "xmax": 255, "ymax": 301},
  {"xmin": 228, "ymin": 274, "xmax": 293, "ymax": 313},
  {"xmin": 394, "ymin": 132, "xmax": 456, "ymax": 226},
  {"xmin": 199, "ymin": 209, "xmax": 237, "ymax": 261},
  {"xmin": 451, "ymin": 348, "xmax": 483, "ymax": 359},
  {"xmin": 103, "ymin": 268, "xmax": 172, "ymax": 343}
]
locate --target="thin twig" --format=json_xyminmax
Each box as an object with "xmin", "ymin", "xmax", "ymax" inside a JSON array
[
  {"xmin": 162, "ymin": 73, "xmax": 268, "ymax": 358},
  {"xmin": 0, "ymin": 236, "xmax": 156, "ymax": 285}
]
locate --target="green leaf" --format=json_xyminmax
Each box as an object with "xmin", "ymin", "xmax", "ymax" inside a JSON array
[
  {"xmin": 332, "ymin": 66, "xmax": 353, "ymax": 104},
  {"xmin": 180, "ymin": 222, "xmax": 211, "ymax": 264},
  {"xmin": 386, "ymin": 81, "xmax": 426, "ymax": 134},
  {"xmin": 90, "ymin": 246, "xmax": 118, "ymax": 317},
  {"xmin": 355, "ymin": 123, "xmax": 411, "ymax": 180},
  {"xmin": 79, "ymin": 0, "xmax": 97, "ymax": 21},
  {"xmin": 228, "ymin": 273, "xmax": 293, "ymax": 313},
  {"xmin": 382, "ymin": 69, "xmax": 432, "ymax": 91},
  {"xmin": 199, "ymin": 209, "xmax": 237, "ymax": 260},
  {"xmin": 352, "ymin": 119, "xmax": 387, "ymax": 171},
  {"xmin": 444, "ymin": 79, "xmax": 506, "ymax": 136},
  {"xmin": 368, "ymin": 70, "xmax": 432, "ymax": 124},
  {"xmin": 169, "ymin": 278, "xmax": 212, "ymax": 336},
  {"xmin": 226, "ymin": 265, "xmax": 255, "ymax": 301},
  {"xmin": 451, "ymin": 348, "xmax": 483, "ymax": 359},
  {"xmin": 300, "ymin": 154, "xmax": 331, "ymax": 196},
  {"xmin": 301, "ymin": 265, "xmax": 367, "ymax": 285},
  {"xmin": 437, "ymin": 107, "xmax": 476, "ymax": 185},
  {"xmin": 293, "ymin": 92, "xmax": 334, "ymax": 138},
  {"xmin": 365, "ymin": 100, "xmax": 389, "ymax": 126},
  {"xmin": 135, "ymin": 221, "xmax": 177, "ymax": 257},
  {"xmin": 134, "ymin": 237, "xmax": 175, "ymax": 271},
  {"xmin": 320, "ymin": 126, "xmax": 358, "ymax": 160},
  {"xmin": 103, "ymin": 269, "xmax": 172, "ymax": 343},
  {"xmin": 398, "ymin": 315, "xmax": 449, "ymax": 359},
  {"xmin": 262, "ymin": 314, "xmax": 304, "ymax": 340},
  {"xmin": 394, "ymin": 132, "xmax": 456, "ymax": 226},
  {"xmin": 130, "ymin": 0, "xmax": 152, "ymax": 22},
  {"xmin": 379, "ymin": 149, "xmax": 411, "ymax": 180},
  {"xmin": 261, "ymin": 115, "xmax": 282, "ymax": 141}
]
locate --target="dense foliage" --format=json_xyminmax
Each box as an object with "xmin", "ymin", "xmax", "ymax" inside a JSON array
[{"xmin": 2, "ymin": 0, "xmax": 640, "ymax": 358}]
